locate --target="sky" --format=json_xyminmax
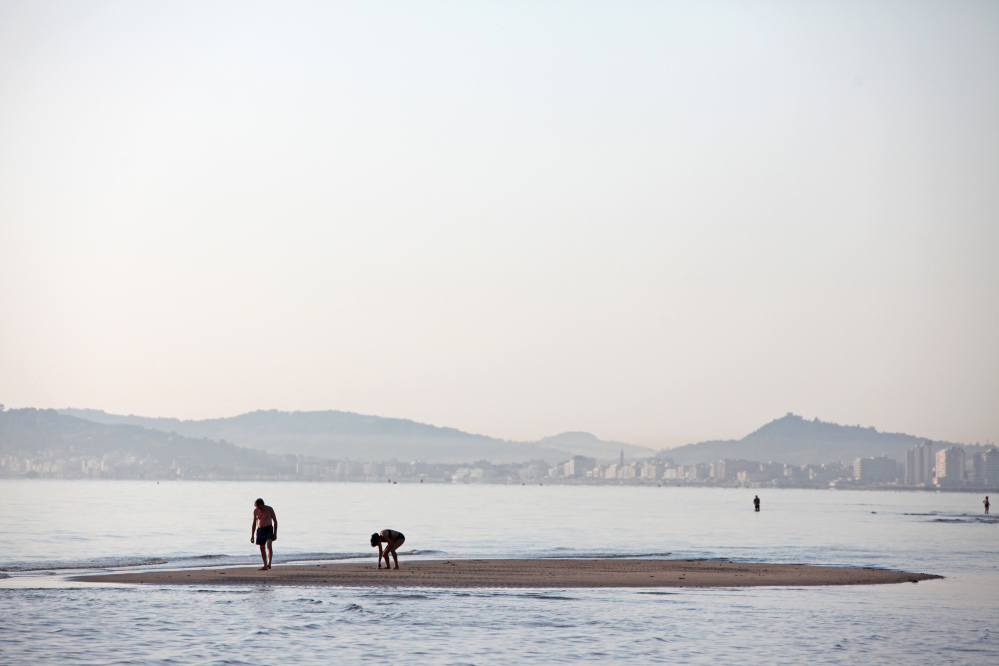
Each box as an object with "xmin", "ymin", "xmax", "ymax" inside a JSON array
[{"xmin": 1, "ymin": 1, "xmax": 997, "ymax": 449}]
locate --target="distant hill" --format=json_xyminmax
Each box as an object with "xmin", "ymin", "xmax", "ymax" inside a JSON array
[
  {"xmin": 663, "ymin": 413, "xmax": 957, "ymax": 465},
  {"xmin": 57, "ymin": 409, "xmax": 652, "ymax": 463},
  {"xmin": 1, "ymin": 408, "xmax": 284, "ymax": 475},
  {"xmin": 536, "ymin": 431, "xmax": 651, "ymax": 460}
]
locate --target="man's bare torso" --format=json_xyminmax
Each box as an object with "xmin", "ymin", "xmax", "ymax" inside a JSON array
[{"xmin": 253, "ymin": 506, "xmax": 275, "ymax": 528}]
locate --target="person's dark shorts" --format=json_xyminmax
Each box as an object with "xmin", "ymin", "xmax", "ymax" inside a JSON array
[{"xmin": 256, "ymin": 525, "xmax": 275, "ymax": 544}]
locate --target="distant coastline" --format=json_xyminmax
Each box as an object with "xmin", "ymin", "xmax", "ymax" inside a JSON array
[{"xmin": 2, "ymin": 408, "xmax": 996, "ymax": 491}]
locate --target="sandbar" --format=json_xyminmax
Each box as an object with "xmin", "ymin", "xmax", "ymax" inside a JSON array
[{"xmin": 73, "ymin": 559, "xmax": 941, "ymax": 588}]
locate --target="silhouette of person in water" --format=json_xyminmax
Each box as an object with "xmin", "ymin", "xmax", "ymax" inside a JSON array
[
  {"xmin": 753, "ymin": 495, "xmax": 761, "ymax": 512},
  {"xmin": 985, "ymin": 496, "xmax": 990, "ymax": 514},
  {"xmin": 371, "ymin": 529, "xmax": 406, "ymax": 569},
  {"xmin": 251, "ymin": 498, "xmax": 277, "ymax": 570}
]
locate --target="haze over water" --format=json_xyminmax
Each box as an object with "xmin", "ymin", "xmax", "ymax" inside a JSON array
[
  {"xmin": 3, "ymin": 2, "xmax": 998, "ymax": 663},
  {"xmin": 2, "ymin": 480, "xmax": 996, "ymax": 664}
]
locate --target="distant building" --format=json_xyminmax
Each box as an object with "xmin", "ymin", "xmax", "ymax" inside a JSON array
[
  {"xmin": 713, "ymin": 459, "xmax": 758, "ymax": 481},
  {"xmin": 297, "ymin": 462, "xmax": 321, "ymax": 477},
  {"xmin": 564, "ymin": 455, "xmax": 596, "ymax": 478},
  {"xmin": 971, "ymin": 448, "xmax": 999, "ymax": 486},
  {"xmin": 935, "ymin": 447, "xmax": 966, "ymax": 487},
  {"xmin": 906, "ymin": 442, "xmax": 935, "ymax": 485},
  {"xmin": 853, "ymin": 456, "xmax": 899, "ymax": 484},
  {"xmin": 687, "ymin": 462, "xmax": 711, "ymax": 480},
  {"xmin": 640, "ymin": 462, "xmax": 663, "ymax": 480}
]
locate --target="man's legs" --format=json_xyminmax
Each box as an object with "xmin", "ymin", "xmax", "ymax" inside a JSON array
[
  {"xmin": 259, "ymin": 543, "xmax": 268, "ymax": 569},
  {"xmin": 266, "ymin": 539, "xmax": 274, "ymax": 568}
]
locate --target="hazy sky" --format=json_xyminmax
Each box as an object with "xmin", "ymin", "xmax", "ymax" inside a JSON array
[{"xmin": 1, "ymin": 1, "xmax": 997, "ymax": 448}]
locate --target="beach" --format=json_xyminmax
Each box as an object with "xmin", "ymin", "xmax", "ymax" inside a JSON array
[{"xmin": 73, "ymin": 558, "xmax": 941, "ymax": 587}]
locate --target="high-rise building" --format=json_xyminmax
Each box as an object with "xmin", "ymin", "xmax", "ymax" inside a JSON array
[
  {"xmin": 713, "ymin": 459, "xmax": 758, "ymax": 481},
  {"xmin": 564, "ymin": 455, "xmax": 596, "ymax": 478},
  {"xmin": 935, "ymin": 447, "xmax": 966, "ymax": 487},
  {"xmin": 971, "ymin": 448, "xmax": 999, "ymax": 486},
  {"xmin": 906, "ymin": 442, "xmax": 935, "ymax": 485},
  {"xmin": 853, "ymin": 456, "xmax": 899, "ymax": 484},
  {"xmin": 640, "ymin": 462, "xmax": 663, "ymax": 480}
]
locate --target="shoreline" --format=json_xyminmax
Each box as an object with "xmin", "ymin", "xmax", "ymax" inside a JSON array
[{"xmin": 71, "ymin": 559, "xmax": 942, "ymax": 588}]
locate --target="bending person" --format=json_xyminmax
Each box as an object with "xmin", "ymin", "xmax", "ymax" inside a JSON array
[
  {"xmin": 370, "ymin": 529, "xmax": 405, "ymax": 569},
  {"xmin": 251, "ymin": 498, "xmax": 278, "ymax": 570}
]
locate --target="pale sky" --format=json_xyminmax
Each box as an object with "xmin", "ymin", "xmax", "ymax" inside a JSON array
[{"xmin": 1, "ymin": 1, "xmax": 997, "ymax": 448}]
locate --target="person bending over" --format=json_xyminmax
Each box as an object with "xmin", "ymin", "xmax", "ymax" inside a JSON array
[
  {"xmin": 371, "ymin": 529, "xmax": 405, "ymax": 569},
  {"xmin": 251, "ymin": 498, "xmax": 278, "ymax": 570}
]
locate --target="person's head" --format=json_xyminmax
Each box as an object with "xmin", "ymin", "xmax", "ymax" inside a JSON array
[
  {"xmin": 255, "ymin": 498, "xmax": 265, "ymax": 508},
  {"xmin": 370, "ymin": 533, "xmax": 382, "ymax": 547}
]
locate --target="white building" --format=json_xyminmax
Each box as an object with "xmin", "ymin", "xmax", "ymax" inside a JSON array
[
  {"xmin": 906, "ymin": 442, "xmax": 935, "ymax": 485},
  {"xmin": 935, "ymin": 447, "xmax": 966, "ymax": 487},
  {"xmin": 853, "ymin": 456, "xmax": 899, "ymax": 484}
]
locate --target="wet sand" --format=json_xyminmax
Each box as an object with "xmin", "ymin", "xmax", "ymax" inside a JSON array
[{"xmin": 73, "ymin": 559, "xmax": 941, "ymax": 588}]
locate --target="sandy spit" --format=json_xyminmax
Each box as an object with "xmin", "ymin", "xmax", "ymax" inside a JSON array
[{"xmin": 72, "ymin": 559, "xmax": 942, "ymax": 588}]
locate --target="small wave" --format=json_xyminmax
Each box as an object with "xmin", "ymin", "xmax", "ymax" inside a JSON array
[
  {"xmin": 282, "ymin": 552, "xmax": 372, "ymax": 563},
  {"xmin": 512, "ymin": 593, "xmax": 575, "ymax": 600},
  {"xmin": 2, "ymin": 551, "xmax": 375, "ymax": 573},
  {"xmin": 1, "ymin": 558, "xmax": 168, "ymax": 572},
  {"xmin": 540, "ymin": 552, "xmax": 673, "ymax": 559},
  {"xmin": 363, "ymin": 593, "xmax": 429, "ymax": 600}
]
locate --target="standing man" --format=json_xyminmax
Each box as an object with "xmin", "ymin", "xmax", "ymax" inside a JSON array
[
  {"xmin": 753, "ymin": 495, "xmax": 761, "ymax": 512},
  {"xmin": 251, "ymin": 498, "xmax": 278, "ymax": 570},
  {"xmin": 985, "ymin": 496, "xmax": 990, "ymax": 514}
]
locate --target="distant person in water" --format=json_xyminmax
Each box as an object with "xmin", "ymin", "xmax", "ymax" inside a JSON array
[
  {"xmin": 753, "ymin": 495, "xmax": 761, "ymax": 512},
  {"xmin": 985, "ymin": 496, "xmax": 990, "ymax": 514},
  {"xmin": 371, "ymin": 529, "xmax": 405, "ymax": 569},
  {"xmin": 251, "ymin": 498, "xmax": 278, "ymax": 570}
]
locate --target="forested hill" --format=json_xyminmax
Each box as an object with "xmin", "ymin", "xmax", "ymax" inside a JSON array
[
  {"xmin": 57, "ymin": 408, "xmax": 656, "ymax": 463},
  {"xmin": 1, "ymin": 408, "xmax": 285, "ymax": 475},
  {"xmin": 663, "ymin": 413, "xmax": 955, "ymax": 465}
]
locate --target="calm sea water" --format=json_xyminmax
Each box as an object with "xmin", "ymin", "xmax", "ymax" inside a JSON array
[{"xmin": 1, "ymin": 480, "xmax": 996, "ymax": 665}]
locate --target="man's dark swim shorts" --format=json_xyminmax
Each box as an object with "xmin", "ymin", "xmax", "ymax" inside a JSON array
[{"xmin": 256, "ymin": 525, "xmax": 275, "ymax": 543}]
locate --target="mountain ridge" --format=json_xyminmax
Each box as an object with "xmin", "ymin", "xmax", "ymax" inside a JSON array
[
  {"xmin": 50, "ymin": 408, "xmax": 968, "ymax": 466},
  {"xmin": 662, "ymin": 413, "xmax": 960, "ymax": 465},
  {"xmin": 56, "ymin": 408, "xmax": 655, "ymax": 463}
]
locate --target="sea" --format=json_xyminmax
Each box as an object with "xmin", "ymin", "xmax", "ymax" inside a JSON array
[{"xmin": 1, "ymin": 480, "xmax": 996, "ymax": 665}]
